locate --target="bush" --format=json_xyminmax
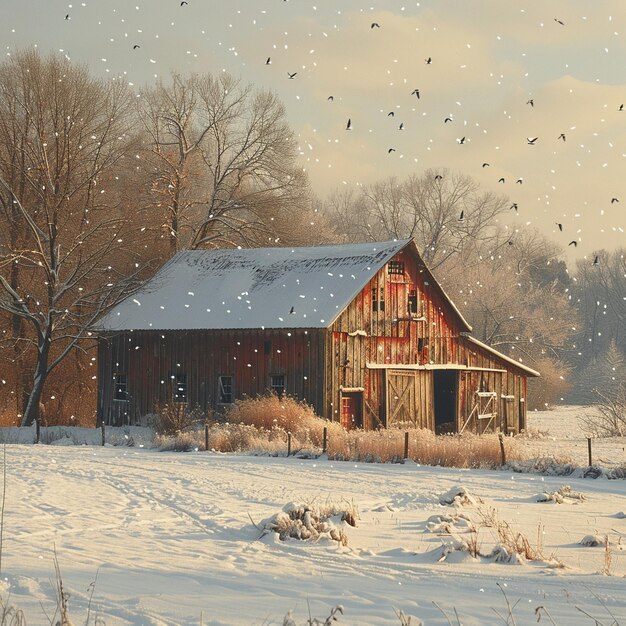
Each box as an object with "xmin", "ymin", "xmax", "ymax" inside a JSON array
[{"xmin": 154, "ymin": 403, "xmax": 206, "ymax": 436}]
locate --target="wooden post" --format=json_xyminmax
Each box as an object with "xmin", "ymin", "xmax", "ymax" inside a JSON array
[
  {"xmin": 287, "ymin": 432, "xmax": 292, "ymax": 457},
  {"xmin": 322, "ymin": 426, "xmax": 327, "ymax": 454},
  {"xmin": 205, "ymin": 424, "xmax": 209, "ymax": 451},
  {"xmin": 35, "ymin": 419, "xmax": 40, "ymax": 444},
  {"xmin": 587, "ymin": 437, "xmax": 592, "ymax": 466},
  {"xmin": 404, "ymin": 431, "xmax": 409, "ymax": 460},
  {"xmin": 101, "ymin": 422, "xmax": 105, "ymax": 446},
  {"xmin": 498, "ymin": 432, "xmax": 506, "ymax": 466}
]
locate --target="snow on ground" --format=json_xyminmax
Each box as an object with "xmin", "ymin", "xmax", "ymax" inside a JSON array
[
  {"xmin": 2, "ymin": 433, "xmax": 625, "ymax": 625},
  {"xmin": 519, "ymin": 406, "xmax": 626, "ymax": 468}
]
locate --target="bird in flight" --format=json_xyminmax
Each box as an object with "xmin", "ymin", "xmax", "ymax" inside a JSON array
[
  {"xmin": 425, "ymin": 57, "xmax": 432, "ymax": 64},
  {"xmin": 516, "ymin": 178, "xmax": 523, "ymax": 184},
  {"xmin": 265, "ymin": 57, "xmax": 271, "ymax": 65},
  {"xmin": 458, "ymin": 137, "xmax": 466, "ymax": 144},
  {"xmin": 619, "ymin": 104, "xmax": 624, "ymax": 111},
  {"xmin": 611, "ymin": 197, "xmax": 619, "ymax": 203},
  {"xmin": 498, "ymin": 177, "xmax": 505, "ymax": 183},
  {"xmin": 388, "ymin": 148, "xmax": 396, "ymax": 154},
  {"xmin": 592, "ymin": 256, "xmax": 600, "ymax": 266},
  {"xmin": 554, "ymin": 18, "xmax": 565, "ymax": 25},
  {"xmin": 327, "ymin": 96, "xmax": 334, "ymax": 101},
  {"xmin": 434, "ymin": 174, "xmax": 443, "ymax": 181},
  {"xmin": 556, "ymin": 223, "xmax": 563, "ymax": 231},
  {"xmin": 287, "ymin": 72, "xmax": 297, "ymax": 79},
  {"xmin": 558, "ymin": 133, "xmax": 566, "ymax": 141},
  {"xmin": 387, "ymin": 111, "xmax": 395, "ymax": 117},
  {"xmin": 64, "ymin": 14, "xmax": 70, "ymax": 20},
  {"xmin": 289, "ymin": 306, "xmax": 295, "ymax": 314},
  {"xmin": 510, "ymin": 203, "xmax": 518, "ymax": 211},
  {"xmin": 568, "ymin": 240, "xmax": 578, "ymax": 247},
  {"xmin": 180, "ymin": 1, "xmax": 188, "ymax": 5},
  {"xmin": 346, "ymin": 118, "xmax": 353, "ymax": 131},
  {"xmin": 527, "ymin": 99, "xmax": 534, "ymax": 107},
  {"xmin": 459, "ymin": 210, "xmax": 464, "ymax": 221},
  {"xmin": 527, "ymin": 137, "xmax": 538, "ymax": 145},
  {"xmin": 482, "ymin": 163, "xmax": 490, "ymax": 168},
  {"xmin": 412, "ymin": 89, "xmax": 420, "ymax": 99},
  {"xmin": 133, "ymin": 45, "xmax": 141, "ymax": 50},
  {"xmin": 444, "ymin": 117, "xmax": 452, "ymax": 123},
  {"xmin": 371, "ymin": 22, "xmax": 380, "ymax": 29},
  {"xmin": 398, "ymin": 123, "xmax": 404, "ymax": 130}
]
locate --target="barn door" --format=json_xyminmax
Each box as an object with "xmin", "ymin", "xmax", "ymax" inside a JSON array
[
  {"xmin": 385, "ymin": 370, "xmax": 418, "ymax": 427},
  {"xmin": 340, "ymin": 391, "xmax": 363, "ymax": 430}
]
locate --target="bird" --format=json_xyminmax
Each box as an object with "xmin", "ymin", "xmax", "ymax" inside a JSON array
[
  {"xmin": 482, "ymin": 163, "xmax": 490, "ymax": 168},
  {"xmin": 371, "ymin": 22, "xmax": 380, "ymax": 29},
  {"xmin": 412, "ymin": 89, "xmax": 420, "ymax": 99},
  {"xmin": 398, "ymin": 123, "xmax": 404, "ymax": 130},
  {"xmin": 180, "ymin": 1, "xmax": 188, "ymax": 5},
  {"xmin": 327, "ymin": 96, "xmax": 334, "ymax": 101},
  {"xmin": 510, "ymin": 203, "xmax": 518, "ymax": 211},
  {"xmin": 592, "ymin": 256, "xmax": 600, "ymax": 266},
  {"xmin": 444, "ymin": 117, "xmax": 452, "ymax": 123},
  {"xmin": 289, "ymin": 306, "xmax": 295, "ymax": 314},
  {"xmin": 133, "ymin": 45, "xmax": 141, "ymax": 50},
  {"xmin": 388, "ymin": 148, "xmax": 396, "ymax": 153},
  {"xmin": 498, "ymin": 177, "xmax": 505, "ymax": 183},
  {"xmin": 554, "ymin": 18, "xmax": 565, "ymax": 25},
  {"xmin": 459, "ymin": 210, "xmax": 464, "ymax": 221},
  {"xmin": 507, "ymin": 240, "xmax": 514, "ymax": 246},
  {"xmin": 619, "ymin": 104, "xmax": 624, "ymax": 111},
  {"xmin": 459, "ymin": 137, "xmax": 466, "ymax": 144},
  {"xmin": 346, "ymin": 118, "xmax": 353, "ymax": 130},
  {"xmin": 558, "ymin": 133, "xmax": 566, "ymax": 141},
  {"xmin": 434, "ymin": 174, "xmax": 443, "ymax": 181},
  {"xmin": 64, "ymin": 14, "xmax": 70, "ymax": 20},
  {"xmin": 527, "ymin": 137, "xmax": 538, "ymax": 145},
  {"xmin": 265, "ymin": 57, "xmax": 271, "ymax": 65},
  {"xmin": 556, "ymin": 223, "xmax": 563, "ymax": 231},
  {"xmin": 516, "ymin": 178, "xmax": 523, "ymax": 184},
  {"xmin": 425, "ymin": 57, "xmax": 432, "ymax": 64},
  {"xmin": 527, "ymin": 99, "xmax": 534, "ymax": 107},
  {"xmin": 287, "ymin": 72, "xmax": 297, "ymax": 79},
  {"xmin": 387, "ymin": 111, "xmax": 395, "ymax": 117},
  {"xmin": 611, "ymin": 197, "xmax": 619, "ymax": 203},
  {"xmin": 568, "ymin": 240, "xmax": 578, "ymax": 247}
]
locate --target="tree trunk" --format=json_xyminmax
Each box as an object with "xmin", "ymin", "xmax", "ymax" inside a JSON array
[{"xmin": 20, "ymin": 335, "xmax": 50, "ymax": 427}]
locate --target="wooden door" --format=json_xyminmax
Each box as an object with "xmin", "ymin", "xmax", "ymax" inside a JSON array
[
  {"xmin": 340, "ymin": 392, "xmax": 363, "ymax": 430},
  {"xmin": 386, "ymin": 370, "xmax": 418, "ymax": 427}
]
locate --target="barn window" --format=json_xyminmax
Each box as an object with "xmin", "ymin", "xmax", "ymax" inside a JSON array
[
  {"xmin": 218, "ymin": 375, "xmax": 233, "ymax": 404},
  {"xmin": 417, "ymin": 338, "xmax": 428, "ymax": 353},
  {"xmin": 270, "ymin": 374, "xmax": 285, "ymax": 398},
  {"xmin": 387, "ymin": 260, "xmax": 405, "ymax": 275},
  {"xmin": 408, "ymin": 289, "xmax": 418, "ymax": 314},
  {"xmin": 113, "ymin": 373, "xmax": 129, "ymax": 402},
  {"xmin": 173, "ymin": 373, "xmax": 187, "ymax": 403},
  {"xmin": 372, "ymin": 287, "xmax": 385, "ymax": 312}
]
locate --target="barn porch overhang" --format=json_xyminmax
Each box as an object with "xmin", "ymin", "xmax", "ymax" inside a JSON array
[{"xmin": 365, "ymin": 363, "xmax": 507, "ymax": 373}]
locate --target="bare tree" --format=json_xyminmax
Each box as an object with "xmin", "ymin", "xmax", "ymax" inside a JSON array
[
  {"xmin": 322, "ymin": 170, "xmax": 510, "ymax": 269},
  {"xmin": 0, "ymin": 51, "xmax": 148, "ymax": 425},
  {"xmin": 139, "ymin": 72, "xmax": 311, "ymax": 252}
]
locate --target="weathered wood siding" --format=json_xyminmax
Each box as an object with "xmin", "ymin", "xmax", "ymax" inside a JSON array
[{"xmin": 98, "ymin": 328, "xmax": 326, "ymax": 425}]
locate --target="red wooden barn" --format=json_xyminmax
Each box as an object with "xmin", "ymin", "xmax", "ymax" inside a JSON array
[{"xmin": 95, "ymin": 239, "xmax": 539, "ymax": 432}]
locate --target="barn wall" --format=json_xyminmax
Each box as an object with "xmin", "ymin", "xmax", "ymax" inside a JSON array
[{"xmin": 98, "ymin": 328, "xmax": 326, "ymax": 425}]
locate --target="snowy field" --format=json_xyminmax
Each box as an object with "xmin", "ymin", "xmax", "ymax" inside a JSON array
[{"xmin": 1, "ymin": 408, "xmax": 625, "ymax": 625}]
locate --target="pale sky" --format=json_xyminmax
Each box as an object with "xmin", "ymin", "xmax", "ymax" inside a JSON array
[{"xmin": 3, "ymin": 0, "xmax": 626, "ymax": 259}]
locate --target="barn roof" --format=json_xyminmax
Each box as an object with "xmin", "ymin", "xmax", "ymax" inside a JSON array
[
  {"xmin": 97, "ymin": 239, "xmax": 430, "ymax": 331},
  {"xmin": 464, "ymin": 335, "xmax": 541, "ymax": 377}
]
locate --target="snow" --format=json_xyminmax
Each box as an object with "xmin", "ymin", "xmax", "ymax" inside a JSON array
[
  {"xmin": 95, "ymin": 240, "xmax": 410, "ymax": 331},
  {"xmin": 2, "ymin": 423, "xmax": 625, "ymax": 625}
]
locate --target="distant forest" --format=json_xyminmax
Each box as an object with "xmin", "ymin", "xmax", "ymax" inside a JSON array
[{"xmin": 1, "ymin": 51, "xmax": 624, "ymax": 424}]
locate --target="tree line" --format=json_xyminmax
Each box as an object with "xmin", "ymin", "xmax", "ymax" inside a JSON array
[{"xmin": 0, "ymin": 50, "xmax": 623, "ymax": 426}]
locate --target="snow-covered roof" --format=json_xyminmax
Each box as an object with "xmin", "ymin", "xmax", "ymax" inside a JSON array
[
  {"xmin": 464, "ymin": 335, "xmax": 541, "ymax": 377},
  {"xmin": 96, "ymin": 240, "xmax": 412, "ymax": 331}
]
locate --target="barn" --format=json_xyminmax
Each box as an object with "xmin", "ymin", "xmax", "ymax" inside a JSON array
[{"xmin": 95, "ymin": 239, "xmax": 539, "ymax": 432}]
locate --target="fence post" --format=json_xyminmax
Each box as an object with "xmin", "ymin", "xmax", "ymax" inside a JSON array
[
  {"xmin": 205, "ymin": 424, "xmax": 209, "ymax": 451},
  {"xmin": 498, "ymin": 433, "xmax": 506, "ymax": 466},
  {"xmin": 35, "ymin": 419, "xmax": 40, "ymax": 444},
  {"xmin": 587, "ymin": 437, "xmax": 592, "ymax": 466},
  {"xmin": 322, "ymin": 426, "xmax": 327, "ymax": 454},
  {"xmin": 101, "ymin": 422, "xmax": 105, "ymax": 446},
  {"xmin": 287, "ymin": 432, "xmax": 292, "ymax": 457},
  {"xmin": 404, "ymin": 431, "xmax": 409, "ymax": 460}
]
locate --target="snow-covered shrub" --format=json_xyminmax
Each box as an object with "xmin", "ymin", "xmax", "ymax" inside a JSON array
[
  {"xmin": 438, "ymin": 486, "xmax": 482, "ymax": 507},
  {"xmin": 582, "ymin": 385, "xmax": 626, "ymax": 436},
  {"xmin": 580, "ymin": 534, "xmax": 604, "ymax": 547},
  {"xmin": 260, "ymin": 501, "xmax": 358, "ymax": 545},
  {"xmin": 535, "ymin": 485, "xmax": 585, "ymax": 504},
  {"xmin": 154, "ymin": 403, "xmax": 206, "ymax": 435}
]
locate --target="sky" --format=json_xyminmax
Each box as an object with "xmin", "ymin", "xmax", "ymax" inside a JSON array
[{"xmin": 2, "ymin": 0, "xmax": 626, "ymax": 260}]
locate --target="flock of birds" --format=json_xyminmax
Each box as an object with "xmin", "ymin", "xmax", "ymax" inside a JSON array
[{"xmin": 56, "ymin": 2, "xmax": 625, "ymax": 264}]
